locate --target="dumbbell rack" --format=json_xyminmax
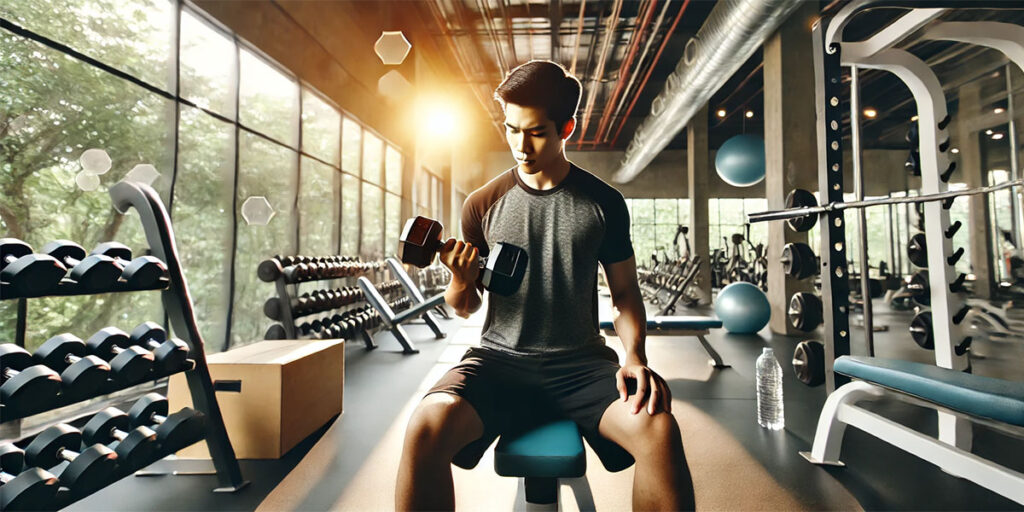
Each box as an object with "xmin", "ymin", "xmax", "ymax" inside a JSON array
[
  {"xmin": 262, "ymin": 257, "xmax": 397, "ymax": 349},
  {"xmin": 0, "ymin": 181, "xmax": 246, "ymax": 507},
  {"xmin": 105, "ymin": 181, "xmax": 246, "ymax": 491}
]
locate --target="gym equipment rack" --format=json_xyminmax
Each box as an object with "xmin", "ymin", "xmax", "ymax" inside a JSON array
[
  {"xmin": 0, "ymin": 181, "xmax": 247, "ymax": 508},
  {"xmin": 260, "ymin": 254, "xmax": 413, "ymax": 350}
]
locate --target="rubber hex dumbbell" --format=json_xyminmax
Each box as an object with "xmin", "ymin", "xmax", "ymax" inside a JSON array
[
  {"xmin": 34, "ymin": 334, "xmax": 112, "ymax": 401},
  {"xmin": 82, "ymin": 408, "xmax": 158, "ymax": 470},
  {"xmin": 0, "ymin": 344, "xmax": 62, "ymax": 415},
  {"xmin": 24, "ymin": 424, "xmax": 118, "ymax": 495},
  {"xmin": 128, "ymin": 394, "xmax": 206, "ymax": 453},
  {"xmin": 128, "ymin": 322, "xmax": 191, "ymax": 375},
  {"xmin": 85, "ymin": 327, "xmax": 155, "ymax": 385},
  {"xmin": 90, "ymin": 242, "xmax": 168, "ymax": 288},
  {"xmin": 0, "ymin": 238, "xmax": 67, "ymax": 297},
  {"xmin": 398, "ymin": 216, "xmax": 528, "ymax": 296},
  {"xmin": 0, "ymin": 444, "xmax": 60, "ymax": 511},
  {"xmin": 40, "ymin": 240, "xmax": 122, "ymax": 292}
]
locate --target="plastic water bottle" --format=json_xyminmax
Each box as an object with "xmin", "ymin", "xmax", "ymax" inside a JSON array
[{"xmin": 756, "ymin": 347, "xmax": 785, "ymax": 430}]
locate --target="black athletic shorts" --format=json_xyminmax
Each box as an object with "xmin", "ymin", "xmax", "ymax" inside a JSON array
[{"xmin": 427, "ymin": 344, "xmax": 635, "ymax": 472}]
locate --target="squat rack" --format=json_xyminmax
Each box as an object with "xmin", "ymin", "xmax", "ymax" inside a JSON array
[{"xmin": 750, "ymin": 0, "xmax": 1024, "ymax": 449}]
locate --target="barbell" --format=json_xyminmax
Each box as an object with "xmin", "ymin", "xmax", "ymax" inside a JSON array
[{"xmin": 749, "ymin": 179, "xmax": 1024, "ymax": 227}]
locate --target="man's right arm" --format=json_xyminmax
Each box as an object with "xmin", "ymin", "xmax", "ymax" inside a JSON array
[{"xmin": 440, "ymin": 239, "xmax": 483, "ymax": 318}]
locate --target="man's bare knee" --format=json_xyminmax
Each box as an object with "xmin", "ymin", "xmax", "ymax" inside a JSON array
[{"xmin": 404, "ymin": 393, "xmax": 484, "ymax": 459}]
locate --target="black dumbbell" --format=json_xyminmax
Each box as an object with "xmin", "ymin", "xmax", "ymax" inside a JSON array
[
  {"xmin": 128, "ymin": 322, "xmax": 190, "ymax": 375},
  {"xmin": 90, "ymin": 242, "xmax": 168, "ymax": 288},
  {"xmin": 0, "ymin": 238, "xmax": 67, "ymax": 297},
  {"xmin": 128, "ymin": 394, "xmax": 206, "ymax": 453},
  {"xmin": 0, "ymin": 444, "xmax": 60, "ymax": 511},
  {"xmin": 85, "ymin": 327, "xmax": 154, "ymax": 385},
  {"xmin": 40, "ymin": 240, "xmax": 125, "ymax": 292},
  {"xmin": 398, "ymin": 216, "xmax": 528, "ymax": 296},
  {"xmin": 82, "ymin": 408, "xmax": 158, "ymax": 470},
  {"xmin": 24, "ymin": 424, "xmax": 117, "ymax": 495},
  {"xmin": 33, "ymin": 334, "xmax": 112, "ymax": 401},
  {"xmin": 0, "ymin": 344, "xmax": 62, "ymax": 414}
]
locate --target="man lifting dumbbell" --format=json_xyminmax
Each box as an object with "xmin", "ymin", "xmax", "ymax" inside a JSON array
[
  {"xmin": 24, "ymin": 424, "xmax": 118, "ymax": 496},
  {"xmin": 0, "ymin": 444, "xmax": 60, "ymax": 511},
  {"xmin": 82, "ymin": 407, "xmax": 159, "ymax": 471},
  {"xmin": 398, "ymin": 216, "xmax": 527, "ymax": 297},
  {"xmin": 396, "ymin": 60, "xmax": 693, "ymax": 511},
  {"xmin": 127, "ymin": 393, "xmax": 206, "ymax": 454},
  {"xmin": 84, "ymin": 328, "xmax": 155, "ymax": 385},
  {"xmin": 34, "ymin": 334, "xmax": 113, "ymax": 401},
  {"xmin": 0, "ymin": 344, "xmax": 62, "ymax": 416},
  {"xmin": 0, "ymin": 238, "xmax": 67, "ymax": 297}
]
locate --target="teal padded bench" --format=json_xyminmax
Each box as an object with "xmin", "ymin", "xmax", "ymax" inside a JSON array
[
  {"xmin": 599, "ymin": 316, "xmax": 727, "ymax": 368},
  {"xmin": 801, "ymin": 355, "xmax": 1024, "ymax": 505},
  {"xmin": 494, "ymin": 419, "xmax": 587, "ymax": 504}
]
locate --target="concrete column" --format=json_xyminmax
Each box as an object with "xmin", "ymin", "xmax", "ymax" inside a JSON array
[
  {"xmin": 764, "ymin": 2, "xmax": 818, "ymax": 335},
  {"xmin": 958, "ymin": 82, "xmax": 994, "ymax": 298},
  {"xmin": 688, "ymin": 105, "xmax": 712, "ymax": 305}
]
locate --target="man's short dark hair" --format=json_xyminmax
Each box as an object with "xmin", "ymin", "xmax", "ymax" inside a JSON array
[{"xmin": 494, "ymin": 60, "xmax": 582, "ymax": 130}]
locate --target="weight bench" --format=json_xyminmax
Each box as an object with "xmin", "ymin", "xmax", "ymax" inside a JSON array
[
  {"xmin": 600, "ymin": 316, "xmax": 728, "ymax": 368},
  {"xmin": 801, "ymin": 356, "xmax": 1024, "ymax": 505},
  {"xmin": 494, "ymin": 419, "xmax": 587, "ymax": 505}
]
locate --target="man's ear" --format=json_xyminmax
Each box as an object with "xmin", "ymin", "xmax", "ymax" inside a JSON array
[{"xmin": 560, "ymin": 118, "xmax": 576, "ymax": 140}]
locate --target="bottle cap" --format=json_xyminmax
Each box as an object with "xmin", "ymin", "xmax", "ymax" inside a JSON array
[{"xmin": 762, "ymin": 347, "xmax": 773, "ymax": 355}]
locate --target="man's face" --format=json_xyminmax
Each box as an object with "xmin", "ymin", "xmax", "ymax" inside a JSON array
[{"xmin": 503, "ymin": 103, "xmax": 570, "ymax": 175}]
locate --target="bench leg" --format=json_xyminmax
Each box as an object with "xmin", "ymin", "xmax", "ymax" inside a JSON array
[
  {"xmin": 524, "ymin": 477, "xmax": 558, "ymax": 504},
  {"xmin": 800, "ymin": 380, "xmax": 883, "ymax": 465},
  {"xmin": 697, "ymin": 334, "xmax": 729, "ymax": 368}
]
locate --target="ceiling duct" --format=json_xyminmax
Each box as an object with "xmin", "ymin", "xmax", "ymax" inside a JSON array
[{"xmin": 612, "ymin": 0, "xmax": 804, "ymax": 183}]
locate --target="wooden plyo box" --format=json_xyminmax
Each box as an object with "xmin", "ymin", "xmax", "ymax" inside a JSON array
[{"xmin": 168, "ymin": 338, "xmax": 344, "ymax": 459}]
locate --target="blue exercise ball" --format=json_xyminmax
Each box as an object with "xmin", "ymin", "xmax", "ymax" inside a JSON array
[
  {"xmin": 715, "ymin": 134, "xmax": 766, "ymax": 187},
  {"xmin": 714, "ymin": 282, "xmax": 771, "ymax": 334}
]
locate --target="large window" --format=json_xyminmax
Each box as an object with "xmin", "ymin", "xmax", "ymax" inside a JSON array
[
  {"xmin": 626, "ymin": 199, "xmax": 691, "ymax": 266},
  {"xmin": 0, "ymin": 4, "xmax": 411, "ymax": 353}
]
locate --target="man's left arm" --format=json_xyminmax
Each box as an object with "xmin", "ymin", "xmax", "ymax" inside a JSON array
[{"xmin": 603, "ymin": 256, "xmax": 672, "ymax": 415}]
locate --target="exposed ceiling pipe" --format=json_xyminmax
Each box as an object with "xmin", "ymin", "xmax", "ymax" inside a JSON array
[
  {"xmin": 596, "ymin": 0, "xmax": 672, "ymax": 145},
  {"xmin": 427, "ymin": 0, "xmax": 504, "ymax": 138},
  {"xmin": 569, "ymin": 0, "xmax": 587, "ymax": 75},
  {"xmin": 609, "ymin": 0, "xmax": 690, "ymax": 147},
  {"xmin": 590, "ymin": 0, "xmax": 659, "ymax": 147},
  {"xmin": 576, "ymin": 0, "xmax": 624, "ymax": 149},
  {"xmin": 477, "ymin": 0, "xmax": 509, "ymax": 72},
  {"xmin": 612, "ymin": 0, "xmax": 804, "ymax": 183},
  {"xmin": 497, "ymin": 0, "xmax": 518, "ymax": 66}
]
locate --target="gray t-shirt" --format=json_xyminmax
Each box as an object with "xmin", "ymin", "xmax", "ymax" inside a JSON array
[{"xmin": 462, "ymin": 164, "xmax": 633, "ymax": 355}]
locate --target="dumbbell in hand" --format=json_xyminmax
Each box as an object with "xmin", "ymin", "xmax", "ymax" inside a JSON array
[
  {"xmin": 85, "ymin": 327, "xmax": 154, "ymax": 385},
  {"xmin": 0, "ymin": 444, "xmax": 60, "ymax": 511},
  {"xmin": 128, "ymin": 322, "xmax": 191, "ymax": 375},
  {"xmin": 128, "ymin": 393, "xmax": 206, "ymax": 453},
  {"xmin": 90, "ymin": 242, "xmax": 168, "ymax": 288},
  {"xmin": 398, "ymin": 216, "xmax": 528, "ymax": 296},
  {"xmin": 0, "ymin": 344, "xmax": 62, "ymax": 415},
  {"xmin": 0, "ymin": 238, "xmax": 67, "ymax": 297},
  {"xmin": 82, "ymin": 408, "xmax": 158, "ymax": 470},
  {"xmin": 34, "ymin": 334, "xmax": 112, "ymax": 401},
  {"xmin": 25, "ymin": 424, "xmax": 118, "ymax": 496},
  {"xmin": 41, "ymin": 240, "xmax": 122, "ymax": 291}
]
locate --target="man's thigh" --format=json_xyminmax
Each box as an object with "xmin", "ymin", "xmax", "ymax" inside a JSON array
[{"xmin": 424, "ymin": 347, "xmax": 541, "ymax": 468}]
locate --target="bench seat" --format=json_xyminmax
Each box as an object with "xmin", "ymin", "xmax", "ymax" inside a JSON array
[{"xmin": 835, "ymin": 356, "xmax": 1024, "ymax": 427}]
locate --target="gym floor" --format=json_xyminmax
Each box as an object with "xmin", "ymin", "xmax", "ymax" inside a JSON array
[{"xmin": 68, "ymin": 297, "xmax": 1024, "ymax": 511}]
